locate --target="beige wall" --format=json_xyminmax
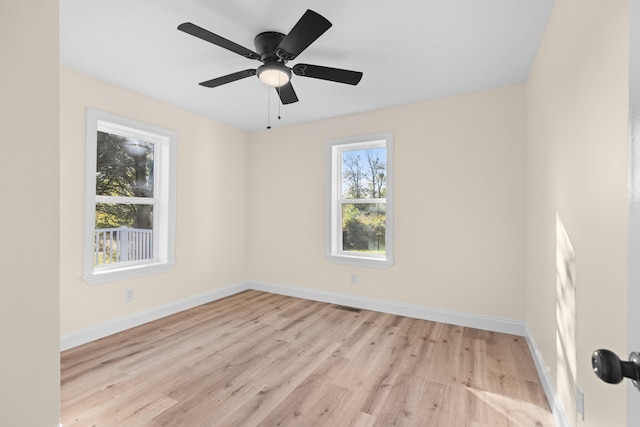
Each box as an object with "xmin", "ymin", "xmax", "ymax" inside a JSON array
[
  {"xmin": 248, "ymin": 85, "xmax": 526, "ymax": 320},
  {"xmin": 60, "ymin": 67, "xmax": 250, "ymax": 334},
  {"xmin": 525, "ymin": 0, "xmax": 629, "ymax": 426},
  {"xmin": 0, "ymin": 1, "xmax": 61, "ymax": 426}
]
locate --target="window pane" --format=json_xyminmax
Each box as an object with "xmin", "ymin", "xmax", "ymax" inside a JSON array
[
  {"xmin": 341, "ymin": 203, "xmax": 386, "ymax": 254},
  {"xmin": 341, "ymin": 148, "xmax": 386, "ymax": 199},
  {"xmin": 96, "ymin": 131, "xmax": 154, "ymax": 198},
  {"xmin": 94, "ymin": 203, "xmax": 153, "ymax": 265}
]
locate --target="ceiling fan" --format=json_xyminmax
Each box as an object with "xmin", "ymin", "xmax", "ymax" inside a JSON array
[{"xmin": 177, "ymin": 9, "xmax": 363, "ymax": 105}]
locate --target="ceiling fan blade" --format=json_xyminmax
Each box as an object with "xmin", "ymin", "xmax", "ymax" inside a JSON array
[
  {"xmin": 199, "ymin": 69, "xmax": 256, "ymax": 88},
  {"xmin": 178, "ymin": 22, "xmax": 259, "ymax": 60},
  {"xmin": 292, "ymin": 64, "xmax": 363, "ymax": 85},
  {"xmin": 276, "ymin": 10, "xmax": 332, "ymax": 61},
  {"xmin": 275, "ymin": 82, "xmax": 299, "ymax": 104}
]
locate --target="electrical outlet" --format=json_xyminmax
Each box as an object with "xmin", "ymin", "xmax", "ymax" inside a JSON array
[
  {"xmin": 125, "ymin": 289, "xmax": 134, "ymax": 302},
  {"xmin": 350, "ymin": 274, "xmax": 357, "ymax": 285}
]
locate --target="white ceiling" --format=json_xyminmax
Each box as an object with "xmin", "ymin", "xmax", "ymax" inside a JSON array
[{"xmin": 60, "ymin": 0, "xmax": 555, "ymax": 132}]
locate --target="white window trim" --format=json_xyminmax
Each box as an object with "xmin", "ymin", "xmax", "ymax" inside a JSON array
[
  {"xmin": 325, "ymin": 132, "xmax": 394, "ymax": 269},
  {"xmin": 82, "ymin": 108, "xmax": 177, "ymax": 285}
]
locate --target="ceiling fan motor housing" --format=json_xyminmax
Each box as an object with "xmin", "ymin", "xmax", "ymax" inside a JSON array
[{"xmin": 254, "ymin": 31, "xmax": 287, "ymax": 63}]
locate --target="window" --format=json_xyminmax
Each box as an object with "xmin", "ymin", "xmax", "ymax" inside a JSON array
[
  {"xmin": 83, "ymin": 109, "xmax": 176, "ymax": 284},
  {"xmin": 326, "ymin": 132, "xmax": 394, "ymax": 268}
]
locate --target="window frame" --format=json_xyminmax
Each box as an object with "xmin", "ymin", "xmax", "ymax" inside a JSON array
[
  {"xmin": 83, "ymin": 108, "xmax": 177, "ymax": 285},
  {"xmin": 325, "ymin": 132, "xmax": 394, "ymax": 268}
]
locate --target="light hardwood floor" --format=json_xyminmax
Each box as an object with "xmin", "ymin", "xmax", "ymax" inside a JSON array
[{"xmin": 61, "ymin": 290, "xmax": 555, "ymax": 426}]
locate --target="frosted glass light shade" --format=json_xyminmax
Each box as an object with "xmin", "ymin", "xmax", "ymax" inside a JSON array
[{"xmin": 257, "ymin": 63, "xmax": 291, "ymax": 87}]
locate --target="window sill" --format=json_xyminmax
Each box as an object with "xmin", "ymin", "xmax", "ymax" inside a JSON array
[
  {"xmin": 82, "ymin": 262, "xmax": 174, "ymax": 285},
  {"xmin": 325, "ymin": 254, "xmax": 394, "ymax": 269}
]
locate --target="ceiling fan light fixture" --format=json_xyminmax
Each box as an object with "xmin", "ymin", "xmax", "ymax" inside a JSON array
[{"xmin": 257, "ymin": 63, "xmax": 291, "ymax": 87}]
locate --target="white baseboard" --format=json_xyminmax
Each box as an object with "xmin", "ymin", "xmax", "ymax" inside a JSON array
[
  {"xmin": 60, "ymin": 282, "xmax": 249, "ymax": 351},
  {"xmin": 249, "ymin": 280, "xmax": 527, "ymax": 336},
  {"xmin": 524, "ymin": 324, "xmax": 570, "ymax": 427},
  {"xmin": 60, "ymin": 280, "xmax": 526, "ymax": 350}
]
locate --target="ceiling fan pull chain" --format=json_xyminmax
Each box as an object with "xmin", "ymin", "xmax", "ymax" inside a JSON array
[
  {"xmin": 278, "ymin": 73, "xmax": 282, "ymax": 120},
  {"xmin": 267, "ymin": 87, "xmax": 272, "ymax": 129}
]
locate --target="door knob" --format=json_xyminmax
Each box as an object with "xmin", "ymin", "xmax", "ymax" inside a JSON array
[{"xmin": 592, "ymin": 349, "xmax": 640, "ymax": 390}]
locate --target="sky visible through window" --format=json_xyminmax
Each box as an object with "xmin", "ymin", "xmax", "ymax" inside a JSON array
[{"xmin": 341, "ymin": 147, "xmax": 386, "ymax": 200}]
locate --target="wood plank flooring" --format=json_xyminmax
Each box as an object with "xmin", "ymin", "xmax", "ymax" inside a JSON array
[{"xmin": 61, "ymin": 290, "xmax": 555, "ymax": 426}]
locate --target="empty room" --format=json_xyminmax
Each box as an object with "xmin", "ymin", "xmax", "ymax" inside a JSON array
[{"xmin": 2, "ymin": 0, "xmax": 638, "ymax": 426}]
